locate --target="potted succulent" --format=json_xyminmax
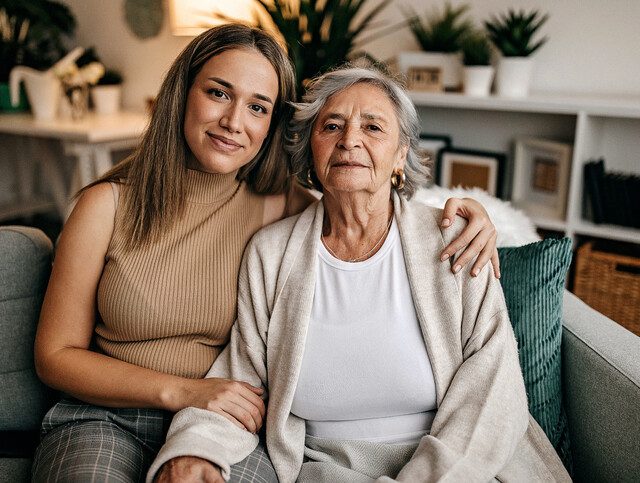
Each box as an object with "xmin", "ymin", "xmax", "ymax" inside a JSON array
[
  {"xmin": 484, "ymin": 9, "xmax": 548, "ymax": 98},
  {"xmin": 0, "ymin": 0, "xmax": 76, "ymax": 111},
  {"xmin": 401, "ymin": 2, "xmax": 472, "ymax": 91},
  {"xmin": 91, "ymin": 69, "xmax": 123, "ymax": 115},
  {"xmin": 461, "ymin": 30, "xmax": 493, "ymax": 97}
]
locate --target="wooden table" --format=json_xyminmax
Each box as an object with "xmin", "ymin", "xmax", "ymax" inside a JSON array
[{"xmin": 0, "ymin": 111, "xmax": 148, "ymax": 220}]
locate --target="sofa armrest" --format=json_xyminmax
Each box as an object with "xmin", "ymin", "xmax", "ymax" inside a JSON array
[
  {"xmin": 561, "ymin": 290, "xmax": 640, "ymax": 482},
  {"xmin": 0, "ymin": 226, "xmax": 55, "ymax": 434}
]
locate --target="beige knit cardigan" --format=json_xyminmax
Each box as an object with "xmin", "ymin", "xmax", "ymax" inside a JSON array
[{"xmin": 147, "ymin": 194, "xmax": 570, "ymax": 483}]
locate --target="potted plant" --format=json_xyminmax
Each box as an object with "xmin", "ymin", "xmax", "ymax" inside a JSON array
[
  {"xmin": 401, "ymin": 2, "xmax": 472, "ymax": 91},
  {"xmin": 484, "ymin": 9, "xmax": 548, "ymax": 98},
  {"xmin": 73, "ymin": 48, "xmax": 123, "ymax": 115},
  {"xmin": 245, "ymin": 0, "xmax": 394, "ymax": 96},
  {"xmin": 0, "ymin": 0, "xmax": 75, "ymax": 111},
  {"xmin": 461, "ymin": 30, "xmax": 493, "ymax": 97},
  {"xmin": 91, "ymin": 69, "xmax": 123, "ymax": 115}
]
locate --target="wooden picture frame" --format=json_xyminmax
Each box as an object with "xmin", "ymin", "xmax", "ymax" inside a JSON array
[
  {"xmin": 437, "ymin": 148, "xmax": 506, "ymax": 198},
  {"xmin": 512, "ymin": 137, "xmax": 573, "ymax": 220},
  {"xmin": 406, "ymin": 66, "xmax": 443, "ymax": 92}
]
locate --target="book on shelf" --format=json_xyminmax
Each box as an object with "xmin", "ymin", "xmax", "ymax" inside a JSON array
[
  {"xmin": 583, "ymin": 159, "xmax": 605, "ymax": 224},
  {"xmin": 583, "ymin": 158, "xmax": 640, "ymax": 229}
]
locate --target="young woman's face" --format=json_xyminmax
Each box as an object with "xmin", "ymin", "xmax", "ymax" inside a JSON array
[{"xmin": 184, "ymin": 48, "xmax": 279, "ymax": 174}]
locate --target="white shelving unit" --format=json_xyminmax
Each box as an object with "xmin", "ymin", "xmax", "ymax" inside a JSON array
[{"xmin": 409, "ymin": 91, "xmax": 640, "ymax": 245}]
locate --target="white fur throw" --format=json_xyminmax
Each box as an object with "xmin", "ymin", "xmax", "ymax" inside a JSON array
[{"xmin": 414, "ymin": 186, "xmax": 540, "ymax": 248}]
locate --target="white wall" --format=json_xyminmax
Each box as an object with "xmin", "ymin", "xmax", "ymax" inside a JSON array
[
  {"xmin": 368, "ymin": 0, "xmax": 640, "ymax": 97},
  {"xmin": 62, "ymin": 0, "xmax": 640, "ymax": 111},
  {"xmin": 61, "ymin": 0, "xmax": 191, "ymax": 110}
]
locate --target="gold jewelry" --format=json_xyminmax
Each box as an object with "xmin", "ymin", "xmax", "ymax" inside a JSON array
[
  {"xmin": 322, "ymin": 213, "xmax": 394, "ymax": 263},
  {"xmin": 391, "ymin": 168, "xmax": 405, "ymax": 190}
]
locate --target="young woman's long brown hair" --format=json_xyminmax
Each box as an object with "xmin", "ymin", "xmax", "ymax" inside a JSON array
[{"xmin": 83, "ymin": 24, "xmax": 296, "ymax": 249}]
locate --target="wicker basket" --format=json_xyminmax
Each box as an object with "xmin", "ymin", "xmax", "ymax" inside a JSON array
[{"xmin": 574, "ymin": 242, "xmax": 640, "ymax": 336}]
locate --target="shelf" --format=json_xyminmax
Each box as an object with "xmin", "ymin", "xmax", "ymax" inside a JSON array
[
  {"xmin": 573, "ymin": 220, "xmax": 640, "ymax": 244},
  {"xmin": 409, "ymin": 91, "xmax": 640, "ymax": 117},
  {"xmin": 513, "ymin": 201, "xmax": 567, "ymax": 231},
  {"xmin": 410, "ymin": 90, "xmax": 640, "ymax": 247},
  {"xmin": 530, "ymin": 216, "xmax": 568, "ymax": 233}
]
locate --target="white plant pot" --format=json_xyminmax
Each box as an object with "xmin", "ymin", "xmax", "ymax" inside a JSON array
[
  {"xmin": 495, "ymin": 57, "xmax": 534, "ymax": 98},
  {"xmin": 396, "ymin": 51, "xmax": 463, "ymax": 90},
  {"xmin": 463, "ymin": 66, "xmax": 494, "ymax": 97},
  {"xmin": 91, "ymin": 85, "xmax": 122, "ymax": 115}
]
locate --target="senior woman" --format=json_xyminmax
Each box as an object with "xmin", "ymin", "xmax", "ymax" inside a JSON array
[{"xmin": 149, "ymin": 65, "xmax": 570, "ymax": 483}]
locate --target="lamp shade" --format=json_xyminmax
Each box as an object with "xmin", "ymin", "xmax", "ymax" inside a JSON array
[{"xmin": 168, "ymin": 0, "xmax": 257, "ymax": 36}]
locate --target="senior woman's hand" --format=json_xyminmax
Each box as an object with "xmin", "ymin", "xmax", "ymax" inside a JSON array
[
  {"xmin": 155, "ymin": 456, "xmax": 224, "ymax": 483},
  {"xmin": 440, "ymin": 197, "xmax": 500, "ymax": 278}
]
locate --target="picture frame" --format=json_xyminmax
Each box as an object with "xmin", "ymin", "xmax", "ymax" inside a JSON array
[
  {"xmin": 406, "ymin": 66, "xmax": 443, "ymax": 92},
  {"xmin": 418, "ymin": 133, "xmax": 452, "ymax": 169},
  {"xmin": 437, "ymin": 148, "xmax": 506, "ymax": 198},
  {"xmin": 512, "ymin": 137, "xmax": 573, "ymax": 220}
]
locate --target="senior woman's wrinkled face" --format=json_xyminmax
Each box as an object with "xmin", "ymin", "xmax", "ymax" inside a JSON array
[{"xmin": 311, "ymin": 82, "xmax": 407, "ymax": 197}]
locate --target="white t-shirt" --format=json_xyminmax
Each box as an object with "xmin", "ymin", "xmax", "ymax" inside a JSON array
[{"xmin": 291, "ymin": 219, "xmax": 437, "ymax": 444}]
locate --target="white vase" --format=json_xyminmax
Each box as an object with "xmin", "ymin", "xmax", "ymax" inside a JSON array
[
  {"xmin": 9, "ymin": 66, "xmax": 62, "ymax": 120},
  {"xmin": 91, "ymin": 85, "xmax": 122, "ymax": 115},
  {"xmin": 463, "ymin": 66, "xmax": 494, "ymax": 97},
  {"xmin": 495, "ymin": 57, "xmax": 534, "ymax": 98},
  {"xmin": 396, "ymin": 51, "xmax": 463, "ymax": 90}
]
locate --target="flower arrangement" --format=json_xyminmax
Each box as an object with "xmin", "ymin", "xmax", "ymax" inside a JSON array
[{"xmin": 55, "ymin": 61, "xmax": 104, "ymax": 119}]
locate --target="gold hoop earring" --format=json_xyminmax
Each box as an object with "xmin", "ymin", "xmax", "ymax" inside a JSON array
[{"xmin": 391, "ymin": 168, "xmax": 405, "ymax": 190}]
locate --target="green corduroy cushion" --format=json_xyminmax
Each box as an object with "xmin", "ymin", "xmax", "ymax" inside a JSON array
[{"xmin": 498, "ymin": 237, "xmax": 573, "ymax": 472}]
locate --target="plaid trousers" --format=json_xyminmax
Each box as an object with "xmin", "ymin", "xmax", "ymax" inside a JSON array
[{"xmin": 32, "ymin": 398, "xmax": 278, "ymax": 483}]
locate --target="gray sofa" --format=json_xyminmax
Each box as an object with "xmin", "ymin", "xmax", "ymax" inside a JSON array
[{"xmin": 1, "ymin": 225, "xmax": 639, "ymax": 482}]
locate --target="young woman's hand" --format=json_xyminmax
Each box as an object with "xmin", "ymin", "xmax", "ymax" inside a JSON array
[
  {"xmin": 176, "ymin": 378, "xmax": 265, "ymax": 433},
  {"xmin": 155, "ymin": 456, "xmax": 224, "ymax": 483},
  {"xmin": 440, "ymin": 197, "xmax": 500, "ymax": 278}
]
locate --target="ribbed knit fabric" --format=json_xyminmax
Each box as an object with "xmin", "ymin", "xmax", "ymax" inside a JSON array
[
  {"xmin": 498, "ymin": 237, "xmax": 574, "ymax": 473},
  {"xmin": 95, "ymin": 169, "xmax": 265, "ymax": 379}
]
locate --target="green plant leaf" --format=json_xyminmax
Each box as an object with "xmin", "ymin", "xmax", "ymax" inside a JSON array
[
  {"xmin": 485, "ymin": 8, "xmax": 549, "ymax": 57},
  {"xmin": 405, "ymin": 2, "xmax": 472, "ymax": 53}
]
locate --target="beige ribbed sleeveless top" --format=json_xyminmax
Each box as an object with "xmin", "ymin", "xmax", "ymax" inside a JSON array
[{"xmin": 95, "ymin": 169, "xmax": 265, "ymax": 378}]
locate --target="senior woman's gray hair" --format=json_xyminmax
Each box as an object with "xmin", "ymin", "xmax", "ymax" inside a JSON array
[{"xmin": 286, "ymin": 64, "xmax": 430, "ymax": 199}]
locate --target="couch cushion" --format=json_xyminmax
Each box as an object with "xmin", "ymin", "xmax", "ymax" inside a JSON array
[
  {"xmin": 0, "ymin": 457, "xmax": 32, "ymax": 483},
  {"xmin": 0, "ymin": 226, "xmax": 54, "ymax": 431},
  {"xmin": 498, "ymin": 237, "xmax": 573, "ymax": 470}
]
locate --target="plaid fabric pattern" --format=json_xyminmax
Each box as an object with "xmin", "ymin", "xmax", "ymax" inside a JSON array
[{"xmin": 32, "ymin": 398, "xmax": 277, "ymax": 483}]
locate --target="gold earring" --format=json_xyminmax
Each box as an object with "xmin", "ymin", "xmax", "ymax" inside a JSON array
[{"xmin": 391, "ymin": 168, "xmax": 405, "ymax": 190}]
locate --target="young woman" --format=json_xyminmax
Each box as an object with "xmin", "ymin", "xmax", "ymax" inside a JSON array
[{"xmin": 32, "ymin": 24, "xmax": 500, "ymax": 482}]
